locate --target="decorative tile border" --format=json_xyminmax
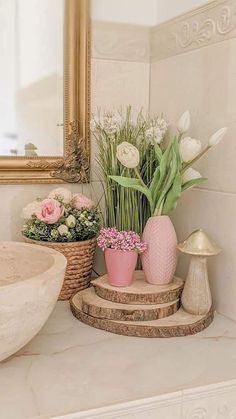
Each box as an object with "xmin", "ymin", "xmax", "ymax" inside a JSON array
[
  {"xmin": 151, "ymin": 0, "xmax": 236, "ymax": 62},
  {"xmin": 91, "ymin": 21, "xmax": 150, "ymax": 63},
  {"xmin": 92, "ymin": 1, "xmax": 236, "ymax": 63}
]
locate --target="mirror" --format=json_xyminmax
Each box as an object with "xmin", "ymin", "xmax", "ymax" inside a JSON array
[
  {"xmin": 0, "ymin": 0, "xmax": 89, "ymax": 183},
  {"xmin": 0, "ymin": 0, "xmax": 64, "ymax": 157}
]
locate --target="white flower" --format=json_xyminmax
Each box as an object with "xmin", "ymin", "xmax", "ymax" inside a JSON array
[
  {"xmin": 58, "ymin": 225, "xmax": 69, "ymax": 236},
  {"xmin": 66, "ymin": 215, "xmax": 76, "ymax": 228},
  {"xmin": 156, "ymin": 117, "xmax": 168, "ymax": 133},
  {"xmin": 179, "ymin": 136, "xmax": 202, "ymax": 162},
  {"xmin": 182, "ymin": 168, "xmax": 202, "ymax": 183},
  {"xmin": 177, "ymin": 110, "xmax": 191, "ymax": 133},
  {"xmin": 102, "ymin": 113, "xmax": 122, "ymax": 137},
  {"xmin": 48, "ymin": 188, "xmax": 72, "ymax": 204},
  {"xmin": 21, "ymin": 201, "xmax": 41, "ymax": 219},
  {"xmin": 116, "ymin": 142, "xmax": 140, "ymax": 168},
  {"xmin": 145, "ymin": 127, "xmax": 163, "ymax": 144},
  {"xmin": 208, "ymin": 127, "xmax": 227, "ymax": 147}
]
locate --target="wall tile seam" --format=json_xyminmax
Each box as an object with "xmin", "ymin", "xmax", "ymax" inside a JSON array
[
  {"xmin": 91, "ymin": 57, "xmax": 150, "ymax": 64},
  {"xmin": 190, "ymin": 187, "xmax": 236, "ymax": 197}
]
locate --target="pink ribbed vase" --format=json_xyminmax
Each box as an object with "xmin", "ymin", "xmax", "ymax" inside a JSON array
[{"xmin": 141, "ymin": 216, "xmax": 177, "ymax": 285}]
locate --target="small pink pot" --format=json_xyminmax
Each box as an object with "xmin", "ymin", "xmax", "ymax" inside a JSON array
[{"xmin": 104, "ymin": 249, "xmax": 138, "ymax": 287}]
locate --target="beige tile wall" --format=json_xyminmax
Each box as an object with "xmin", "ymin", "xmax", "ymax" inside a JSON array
[{"xmin": 150, "ymin": 3, "xmax": 236, "ymax": 319}]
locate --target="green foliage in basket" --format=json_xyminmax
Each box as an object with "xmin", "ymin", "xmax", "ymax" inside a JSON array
[{"xmin": 22, "ymin": 188, "xmax": 101, "ymax": 243}]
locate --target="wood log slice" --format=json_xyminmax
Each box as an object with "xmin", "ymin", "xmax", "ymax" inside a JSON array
[
  {"xmin": 92, "ymin": 271, "xmax": 184, "ymax": 305},
  {"xmin": 70, "ymin": 293, "xmax": 214, "ymax": 338},
  {"xmin": 80, "ymin": 288, "xmax": 180, "ymax": 321}
]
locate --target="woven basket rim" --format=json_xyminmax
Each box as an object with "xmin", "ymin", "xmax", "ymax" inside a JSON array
[{"xmin": 23, "ymin": 235, "xmax": 97, "ymax": 246}]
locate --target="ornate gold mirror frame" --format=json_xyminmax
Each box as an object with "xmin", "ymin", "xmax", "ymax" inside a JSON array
[{"xmin": 0, "ymin": 0, "xmax": 90, "ymax": 184}]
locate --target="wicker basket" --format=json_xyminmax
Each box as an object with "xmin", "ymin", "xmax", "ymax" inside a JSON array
[{"xmin": 23, "ymin": 237, "xmax": 97, "ymax": 300}]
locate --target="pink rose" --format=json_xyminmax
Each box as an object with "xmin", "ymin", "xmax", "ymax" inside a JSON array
[
  {"xmin": 72, "ymin": 193, "xmax": 94, "ymax": 210},
  {"xmin": 36, "ymin": 199, "xmax": 64, "ymax": 224}
]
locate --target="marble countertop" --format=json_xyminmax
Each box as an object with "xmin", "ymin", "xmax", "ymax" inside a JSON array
[{"xmin": 1, "ymin": 302, "xmax": 236, "ymax": 419}]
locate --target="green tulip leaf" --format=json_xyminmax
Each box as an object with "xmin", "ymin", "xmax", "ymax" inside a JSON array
[
  {"xmin": 155, "ymin": 145, "xmax": 178, "ymax": 209},
  {"xmin": 149, "ymin": 166, "xmax": 160, "ymax": 196},
  {"xmin": 162, "ymin": 171, "xmax": 182, "ymax": 215},
  {"xmin": 153, "ymin": 141, "xmax": 173, "ymax": 198},
  {"xmin": 154, "ymin": 144, "xmax": 162, "ymax": 163},
  {"xmin": 172, "ymin": 137, "xmax": 182, "ymax": 169},
  {"xmin": 182, "ymin": 177, "xmax": 207, "ymax": 191}
]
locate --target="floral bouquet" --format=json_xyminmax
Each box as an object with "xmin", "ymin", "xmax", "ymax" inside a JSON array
[
  {"xmin": 97, "ymin": 228, "xmax": 147, "ymax": 287},
  {"xmin": 110, "ymin": 111, "xmax": 227, "ymax": 216},
  {"xmin": 22, "ymin": 188, "xmax": 101, "ymax": 243},
  {"xmin": 91, "ymin": 107, "xmax": 168, "ymax": 234}
]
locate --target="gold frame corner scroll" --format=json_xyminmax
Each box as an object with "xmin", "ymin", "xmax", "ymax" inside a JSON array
[{"xmin": 0, "ymin": 0, "xmax": 90, "ymax": 184}]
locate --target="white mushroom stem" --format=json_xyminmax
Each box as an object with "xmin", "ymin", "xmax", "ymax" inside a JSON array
[{"xmin": 181, "ymin": 256, "xmax": 212, "ymax": 315}]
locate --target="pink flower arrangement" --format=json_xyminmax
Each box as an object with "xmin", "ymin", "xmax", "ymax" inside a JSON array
[
  {"xmin": 72, "ymin": 193, "xmax": 95, "ymax": 210},
  {"xmin": 36, "ymin": 198, "xmax": 64, "ymax": 224},
  {"xmin": 97, "ymin": 228, "xmax": 147, "ymax": 253}
]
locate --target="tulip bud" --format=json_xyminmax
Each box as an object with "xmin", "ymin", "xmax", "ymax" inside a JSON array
[
  {"xmin": 208, "ymin": 127, "xmax": 227, "ymax": 147},
  {"xmin": 116, "ymin": 142, "xmax": 140, "ymax": 169},
  {"xmin": 179, "ymin": 137, "xmax": 202, "ymax": 162},
  {"xmin": 177, "ymin": 110, "xmax": 191, "ymax": 133},
  {"xmin": 182, "ymin": 168, "xmax": 202, "ymax": 183}
]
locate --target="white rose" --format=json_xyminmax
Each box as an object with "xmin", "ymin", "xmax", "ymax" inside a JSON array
[
  {"xmin": 116, "ymin": 142, "xmax": 140, "ymax": 168},
  {"xmin": 179, "ymin": 137, "xmax": 202, "ymax": 162},
  {"xmin": 48, "ymin": 188, "xmax": 72, "ymax": 204},
  {"xmin": 208, "ymin": 127, "xmax": 227, "ymax": 147},
  {"xmin": 58, "ymin": 224, "xmax": 69, "ymax": 236},
  {"xmin": 66, "ymin": 215, "xmax": 76, "ymax": 228},
  {"xmin": 177, "ymin": 110, "xmax": 191, "ymax": 133},
  {"xmin": 21, "ymin": 201, "xmax": 41, "ymax": 219},
  {"xmin": 182, "ymin": 168, "xmax": 202, "ymax": 183}
]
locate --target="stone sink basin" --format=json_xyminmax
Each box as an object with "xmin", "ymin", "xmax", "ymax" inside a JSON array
[{"xmin": 0, "ymin": 242, "xmax": 67, "ymax": 362}]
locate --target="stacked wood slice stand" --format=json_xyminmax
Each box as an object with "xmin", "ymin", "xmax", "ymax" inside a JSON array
[{"xmin": 70, "ymin": 271, "xmax": 214, "ymax": 338}]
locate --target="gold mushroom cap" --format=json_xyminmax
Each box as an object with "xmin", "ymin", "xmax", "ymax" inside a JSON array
[{"xmin": 177, "ymin": 229, "xmax": 221, "ymax": 256}]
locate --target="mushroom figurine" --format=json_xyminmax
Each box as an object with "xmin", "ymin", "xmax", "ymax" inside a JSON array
[{"xmin": 178, "ymin": 229, "xmax": 221, "ymax": 315}]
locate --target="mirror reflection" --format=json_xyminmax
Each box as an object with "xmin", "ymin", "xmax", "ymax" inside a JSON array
[{"xmin": 0, "ymin": 0, "xmax": 64, "ymax": 157}]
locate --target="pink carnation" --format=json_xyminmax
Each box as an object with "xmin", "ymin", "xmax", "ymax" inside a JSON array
[
  {"xmin": 72, "ymin": 193, "xmax": 94, "ymax": 210},
  {"xmin": 36, "ymin": 198, "xmax": 64, "ymax": 224}
]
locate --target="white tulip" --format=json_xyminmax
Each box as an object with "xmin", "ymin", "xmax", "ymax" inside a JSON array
[
  {"xmin": 58, "ymin": 224, "xmax": 69, "ymax": 235},
  {"xmin": 179, "ymin": 136, "xmax": 202, "ymax": 162},
  {"xmin": 66, "ymin": 215, "xmax": 76, "ymax": 228},
  {"xmin": 116, "ymin": 142, "xmax": 140, "ymax": 169},
  {"xmin": 177, "ymin": 110, "xmax": 191, "ymax": 133},
  {"xmin": 21, "ymin": 201, "xmax": 41, "ymax": 219},
  {"xmin": 182, "ymin": 168, "xmax": 202, "ymax": 183},
  {"xmin": 208, "ymin": 127, "xmax": 227, "ymax": 147},
  {"xmin": 48, "ymin": 188, "xmax": 72, "ymax": 204}
]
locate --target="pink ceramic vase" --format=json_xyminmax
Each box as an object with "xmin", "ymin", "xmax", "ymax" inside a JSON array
[
  {"xmin": 141, "ymin": 216, "xmax": 177, "ymax": 285},
  {"xmin": 105, "ymin": 249, "xmax": 138, "ymax": 287}
]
